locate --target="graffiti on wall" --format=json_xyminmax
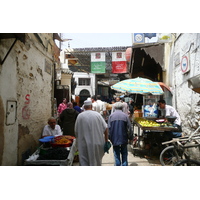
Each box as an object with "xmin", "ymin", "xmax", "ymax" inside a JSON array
[{"xmin": 22, "ymin": 94, "xmax": 31, "ymax": 119}]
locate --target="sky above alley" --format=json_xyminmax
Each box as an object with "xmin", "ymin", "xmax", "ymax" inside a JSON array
[{"xmin": 59, "ymin": 33, "xmax": 158, "ymax": 49}]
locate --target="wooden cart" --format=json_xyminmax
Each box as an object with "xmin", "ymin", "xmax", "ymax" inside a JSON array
[{"xmin": 132, "ymin": 119, "xmax": 179, "ymax": 157}]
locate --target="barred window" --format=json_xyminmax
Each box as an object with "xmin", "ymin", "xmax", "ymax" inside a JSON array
[
  {"xmin": 78, "ymin": 78, "xmax": 91, "ymax": 86},
  {"xmin": 117, "ymin": 52, "xmax": 122, "ymax": 58}
]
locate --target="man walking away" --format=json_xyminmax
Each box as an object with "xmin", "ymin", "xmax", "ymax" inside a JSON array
[
  {"xmin": 75, "ymin": 100, "xmax": 108, "ymax": 166},
  {"xmin": 96, "ymin": 95, "xmax": 107, "ymax": 120},
  {"xmin": 60, "ymin": 102, "xmax": 79, "ymax": 136},
  {"xmin": 91, "ymin": 95, "xmax": 97, "ymax": 111},
  {"xmin": 108, "ymin": 102, "xmax": 133, "ymax": 166}
]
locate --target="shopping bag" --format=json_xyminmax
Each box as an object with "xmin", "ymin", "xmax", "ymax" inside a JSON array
[{"xmin": 104, "ymin": 141, "xmax": 111, "ymax": 154}]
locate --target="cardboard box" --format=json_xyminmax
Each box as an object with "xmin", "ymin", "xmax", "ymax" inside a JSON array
[{"xmin": 134, "ymin": 110, "xmax": 143, "ymax": 118}]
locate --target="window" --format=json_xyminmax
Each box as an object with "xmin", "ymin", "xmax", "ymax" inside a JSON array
[
  {"xmin": 78, "ymin": 78, "xmax": 91, "ymax": 86},
  {"xmin": 95, "ymin": 53, "xmax": 101, "ymax": 59},
  {"xmin": 117, "ymin": 52, "xmax": 122, "ymax": 58}
]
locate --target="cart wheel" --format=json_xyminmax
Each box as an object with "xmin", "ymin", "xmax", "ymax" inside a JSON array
[
  {"xmin": 159, "ymin": 145, "xmax": 183, "ymax": 166},
  {"xmin": 174, "ymin": 159, "xmax": 200, "ymax": 166}
]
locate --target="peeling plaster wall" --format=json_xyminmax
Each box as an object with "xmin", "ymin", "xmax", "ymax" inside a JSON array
[
  {"xmin": 0, "ymin": 33, "xmax": 55, "ymax": 165},
  {"xmin": 170, "ymin": 33, "xmax": 200, "ymax": 136},
  {"xmin": 0, "ymin": 39, "xmax": 18, "ymax": 165},
  {"xmin": 0, "ymin": 97, "xmax": 5, "ymax": 166}
]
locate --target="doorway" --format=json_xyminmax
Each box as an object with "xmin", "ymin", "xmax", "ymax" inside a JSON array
[{"xmin": 79, "ymin": 89, "xmax": 90, "ymax": 106}]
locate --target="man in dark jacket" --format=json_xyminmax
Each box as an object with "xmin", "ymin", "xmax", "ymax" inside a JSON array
[
  {"xmin": 108, "ymin": 102, "xmax": 133, "ymax": 166},
  {"xmin": 60, "ymin": 102, "xmax": 79, "ymax": 136}
]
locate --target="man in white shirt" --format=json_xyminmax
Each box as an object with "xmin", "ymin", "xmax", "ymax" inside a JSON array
[
  {"xmin": 42, "ymin": 117, "xmax": 62, "ymax": 137},
  {"xmin": 158, "ymin": 100, "xmax": 181, "ymax": 125},
  {"xmin": 158, "ymin": 99, "xmax": 182, "ymax": 138},
  {"xmin": 96, "ymin": 95, "xmax": 107, "ymax": 119},
  {"xmin": 91, "ymin": 95, "xmax": 97, "ymax": 111}
]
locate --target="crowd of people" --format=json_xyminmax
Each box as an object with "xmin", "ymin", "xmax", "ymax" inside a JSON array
[
  {"xmin": 41, "ymin": 95, "xmax": 182, "ymax": 166},
  {"xmin": 42, "ymin": 95, "xmax": 135, "ymax": 166}
]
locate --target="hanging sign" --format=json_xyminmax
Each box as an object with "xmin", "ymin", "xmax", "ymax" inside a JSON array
[
  {"xmin": 144, "ymin": 33, "xmax": 156, "ymax": 39},
  {"xmin": 91, "ymin": 52, "xmax": 106, "ymax": 73},
  {"xmin": 158, "ymin": 33, "xmax": 172, "ymax": 43},
  {"xmin": 181, "ymin": 54, "xmax": 190, "ymax": 74},
  {"xmin": 133, "ymin": 33, "xmax": 145, "ymax": 44},
  {"xmin": 112, "ymin": 52, "xmax": 127, "ymax": 73}
]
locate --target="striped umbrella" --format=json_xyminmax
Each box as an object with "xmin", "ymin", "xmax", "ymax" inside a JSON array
[{"xmin": 111, "ymin": 77, "xmax": 164, "ymax": 95}]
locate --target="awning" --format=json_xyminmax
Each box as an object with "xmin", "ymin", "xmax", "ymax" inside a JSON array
[
  {"xmin": 188, "ymin": 74, "xmax": 200, "ymax": 94},
  {"xmin": 157, "ymin": 82, "xmax": 171, "ymax": 92},
  {"xmin": 132, "ymin": 42, "xmax": 164, "ymax": 67}
]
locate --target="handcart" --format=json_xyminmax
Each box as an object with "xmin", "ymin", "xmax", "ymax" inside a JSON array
[{"xmin": 24, "ymin": 138, "xmax": 77, "ymax": 166}]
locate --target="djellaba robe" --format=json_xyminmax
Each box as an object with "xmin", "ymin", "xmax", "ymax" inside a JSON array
[
  {"xmin": 75, "ymin": 110, "xmax": 107, "ymax": 166},
  {"xmin": 60, "ymin": 108, "xmax": 79, "ymax": 136}
]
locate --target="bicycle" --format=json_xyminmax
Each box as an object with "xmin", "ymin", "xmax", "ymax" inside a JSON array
[
  {"xmin": 174, "ymin": 157, "xmax": 200, "ymax": 166},
  {"xmin": 159, "ymin": 125, "xmax": 200, "ymax": 166},
  {"xmin": 173, "ymin": 139, "xmax": 200, "ymax": 166}
]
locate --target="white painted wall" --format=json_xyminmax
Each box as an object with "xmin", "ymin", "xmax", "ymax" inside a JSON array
[
  {"xmin": 169, "ymin": 33, "xmax": 200, "ymax": 135},
  {"xmin": 73, "ymin": 72, "xmax": 96, "ymax": 97}
]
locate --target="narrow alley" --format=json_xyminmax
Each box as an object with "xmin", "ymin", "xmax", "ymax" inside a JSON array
[
  {"xmin": 101, "ymin": 145, "xmax": 161, "ymax": 166},
  {"xmin": 1, "ymin": 33, "xmax": 200, "ymax": 167},
  {"xmin": 72, "ymin": 144, "xmax": 161, "ymax": 166}
]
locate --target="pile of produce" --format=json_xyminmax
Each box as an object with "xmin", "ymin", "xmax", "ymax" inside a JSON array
[
  {"xmin": 54, "ymin": 138, "xmax": 71, "ymax": 145},
  {"xmin": 134, "ymin": 117, "xmax": 173, "ymax": 127},
  {"xmin": 134, "ymin": 117, "xmax": 160, "ymax": 127},
  {"xmin": 51, "ymin": 135, "xmax": 75, "ymax": 147}
]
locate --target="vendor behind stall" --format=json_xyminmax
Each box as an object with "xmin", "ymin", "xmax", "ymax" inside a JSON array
[
  {"xmin": 157, "ymin": 99, "xmax": 182, "ymax": 138},
  {"xmin": 42, "ymin": 117, "xmax": 63, "ymax": 137}
]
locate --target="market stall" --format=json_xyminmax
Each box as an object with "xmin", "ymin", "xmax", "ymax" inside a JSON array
[
  {"xmin": 132, "ymin": 117, "xmax": 179, "ymax": 156},
  {"xmin": 25, "ymin": 136, "xmax": 77, "ymax": 166},
  {"xmin": 111, "ymin": 77, "xmax": 175, "ymax": 156},
  {"xmin": 111, "ymin": 77, "xmax": 164, "ymax": 117}
]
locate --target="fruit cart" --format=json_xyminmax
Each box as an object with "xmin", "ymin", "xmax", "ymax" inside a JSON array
[
  {"xmin": 24, "ymin": 136, "xmax": 77, "ymax": 166},
  {"xmin": 132, "ymin": 117, "xmax": 179, "ymax": 156}
]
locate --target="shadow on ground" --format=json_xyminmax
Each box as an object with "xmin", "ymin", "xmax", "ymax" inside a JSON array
[{"xmin": 129, "ymin": 145, "xmax": 162, "ymax": 166}]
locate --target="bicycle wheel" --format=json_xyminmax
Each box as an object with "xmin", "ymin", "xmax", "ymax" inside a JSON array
[
  {"xmin": 159, "ymin": 146, "xmax": 182, "ymax": 166},
  {"xmin": 174, "ymin": 159, "xmax": 200, "ymax": 166}
]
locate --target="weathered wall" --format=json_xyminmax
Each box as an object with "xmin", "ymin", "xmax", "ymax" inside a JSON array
[
  {"xmin": 0, "ymin": 96, "xmax": 4, "ymax": 166},
  {"xmin": 0, "ymin": 33, "xmax": 55, "ymax": 165},
  {"xmin": 170, "ymin": 33, "xmax": 200, "ymax": 135},
  {"xmin": 0, "ymin": 38, "xmax": 19, "ymax": 165}
]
